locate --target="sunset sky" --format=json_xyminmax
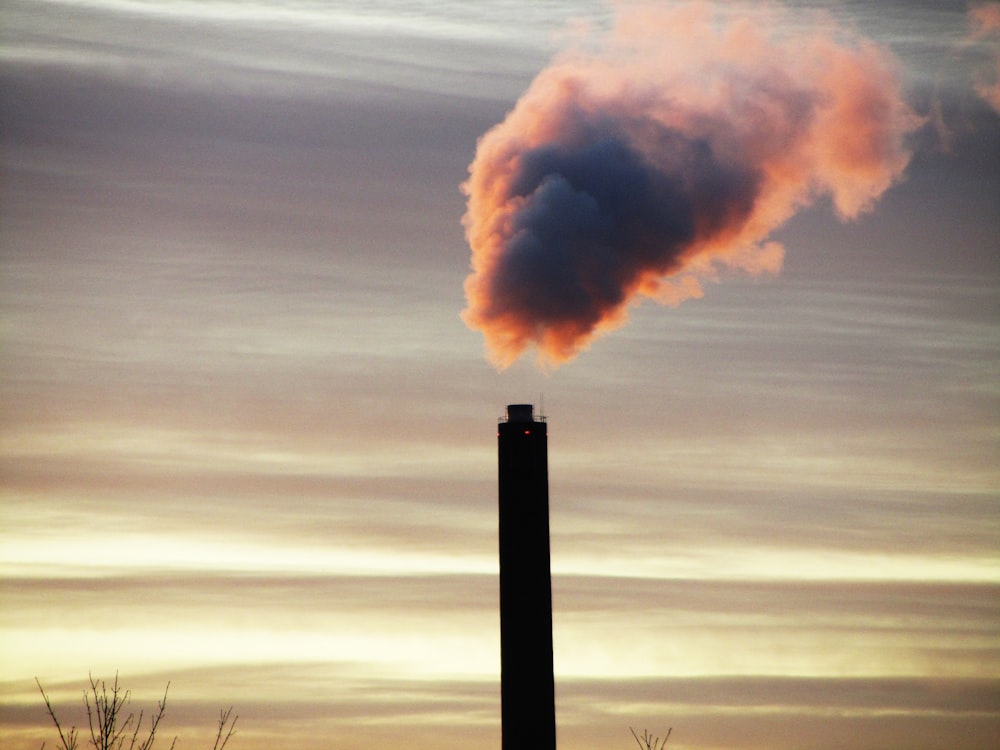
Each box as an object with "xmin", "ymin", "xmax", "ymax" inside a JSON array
[{"xmin": 1, "ymin": 2, "xmax": 998, "ymax": 749}]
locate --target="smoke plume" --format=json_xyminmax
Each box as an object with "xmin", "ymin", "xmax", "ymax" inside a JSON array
[
  {"xmin": 461, "ymin": 3, "xmax": 920, "ymax": 367},
  {"xmin": 968, "ymin": 2, "xmax": 1000, "ymax": 113}
]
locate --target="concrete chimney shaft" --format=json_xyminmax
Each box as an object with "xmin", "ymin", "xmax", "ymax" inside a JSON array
[{"xmin": 497, "ymin": 403, "xmax": 556, "ymax": 750}]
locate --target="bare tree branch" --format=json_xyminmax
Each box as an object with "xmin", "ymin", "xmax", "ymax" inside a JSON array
[
  {"xmin": 134, "ymin": 683, "xmax": 169, "ymax": 750},
  {"xmin": 38, "ymin": 675, "xmax": 227, "ymax": 750},
  {"xmin": 85, "ymin": 672, "xmax": 136, "ymax": 750},
  {"xmin": 211, "ymin": 707, "xmax": 238, "ymax": 750},
  {"xmin": 630, "ymin": 726, "xmax": 672, "ymax": 750},
  {"xmin": 36, "ymin": 678, "xmax": 78, "ymax": 750}
]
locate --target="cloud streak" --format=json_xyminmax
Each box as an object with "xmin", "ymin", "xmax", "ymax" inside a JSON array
[{"xmin": 461, "ymin": 3, "xmax": 920, "ymax": 367}]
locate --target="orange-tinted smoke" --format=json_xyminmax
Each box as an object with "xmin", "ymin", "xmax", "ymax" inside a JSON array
[
  {"xmin": 461, "ymin": 3, "xmax": 920, "ymax": 368},
  {"xmin": 969, "ymin": 2, "xmax": 1000, "ymax": 113}
]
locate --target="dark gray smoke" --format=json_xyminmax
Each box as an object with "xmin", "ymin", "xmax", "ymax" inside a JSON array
[{"xmin": 461, "ymin": 3, "xmax": 919, "ymax": 367}]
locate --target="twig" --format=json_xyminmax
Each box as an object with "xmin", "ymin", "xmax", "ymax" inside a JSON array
[
  {"xmin": 38, "ymin": 675, "xmax": 232, "ymax": 750},
  {"xmin": 630, "ymin": 726, "xmax": 672, "ymax": 750},
  {"xmin": 36, "ymin": 679, "xmax": 78, "ymax": 750},
  {"xmin": 212, "ymin": 706, "xmax": 238, "ymax": 750}
]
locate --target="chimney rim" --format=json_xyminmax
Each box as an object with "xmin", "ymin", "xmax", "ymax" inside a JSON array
[{"xmin": 502, "ymin": 403, "xmax": 545, "ymax": 423}]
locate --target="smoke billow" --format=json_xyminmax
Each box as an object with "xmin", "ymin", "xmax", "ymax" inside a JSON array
[
  {"xmin": 968, "ymin": 2, "xmax": 1000, "ymax": 113},
  {"xmin": 461, "ymin": 3, "xmax": 920, "ymax": 367}
]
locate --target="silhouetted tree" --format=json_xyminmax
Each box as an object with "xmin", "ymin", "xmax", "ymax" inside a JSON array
[
  {"xmin": 630, "ymin": 726, "xmax": 671, "ymax": 750},
  {"xmin": 36, "ymin": 674, "xmax": 237, "ymax": 750}
]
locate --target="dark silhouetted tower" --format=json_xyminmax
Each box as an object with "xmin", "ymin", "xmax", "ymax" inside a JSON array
[{"xmin": 498, "ymin": 403, "xmax": 556, "ymax": 750}]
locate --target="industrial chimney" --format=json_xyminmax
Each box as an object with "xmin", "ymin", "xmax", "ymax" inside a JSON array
[{"xmin": 497, "ymin": 403, "xmax": 556, "ymax": 750}]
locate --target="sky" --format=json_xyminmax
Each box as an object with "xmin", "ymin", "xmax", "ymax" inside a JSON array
[{"xmin": 1, "ymin": 1, "xmax": 998, "ymax": 749}]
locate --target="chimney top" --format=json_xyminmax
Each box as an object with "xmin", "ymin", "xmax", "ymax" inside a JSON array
[{"xmin": 505, "ymin": 404, "xmax": 534, "ymax": 423}]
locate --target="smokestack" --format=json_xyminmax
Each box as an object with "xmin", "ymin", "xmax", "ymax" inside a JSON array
[{"xmin": 498, "ymin": 403, "xmax": 556, "ymax": 750}]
